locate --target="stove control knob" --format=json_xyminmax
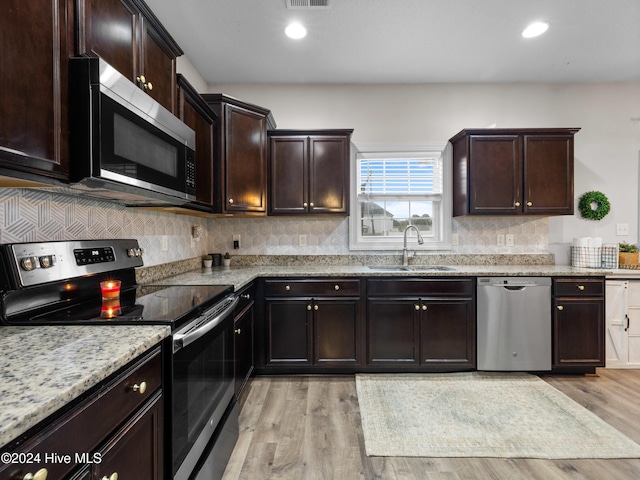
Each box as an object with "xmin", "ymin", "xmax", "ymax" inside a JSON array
[
  {"xmin": 38, "ymin": 255, "xmax": 55, "ymax": 269},
  {"xmin": 20, "ymin": 256, "xmax": 38, "ymax": 271},
  {"xmin": 127, "ymin": 248, "xmax": 144, "ymax": 258}
]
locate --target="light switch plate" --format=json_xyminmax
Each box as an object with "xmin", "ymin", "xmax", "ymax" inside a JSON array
[
  {"xmin": 299, "ymin": 234, "xmax": 307, "ymax": 246},
  {"xmin": 617, "ymin": 223, "xmax": 629, "ymax": 236}
]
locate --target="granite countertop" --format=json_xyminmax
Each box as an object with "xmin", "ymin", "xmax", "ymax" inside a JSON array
[
  {"xmin": 0, "ymin": 262, "xmax": 608, "ymax": 449},
  {"xmin": 0, "ymin": 325, "xmax": 170, "ymax": 448},
  {"xmin": 150, "ymin": 264, "xmax": 611, "ymax": 290}
]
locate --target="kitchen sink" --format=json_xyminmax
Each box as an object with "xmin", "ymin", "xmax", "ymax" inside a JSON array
[{"xmin": 367, "ymin": 265, "xmax": 456, "ymax": 272}]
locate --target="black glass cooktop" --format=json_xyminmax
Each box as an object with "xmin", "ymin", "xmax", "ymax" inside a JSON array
[{"xmin": 8, "ymin": 284, "xmax": 233, "ymax": 328}]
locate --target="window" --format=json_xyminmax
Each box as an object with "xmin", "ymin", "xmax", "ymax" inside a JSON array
[{"xmin": 349, "ymin": 144, "xmax": 451, "ymax": 250}]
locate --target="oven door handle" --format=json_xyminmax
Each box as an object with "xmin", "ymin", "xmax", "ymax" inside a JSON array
[{"xmin": 173, "ymin": 295, "xmax": 239, "ymax": 352}]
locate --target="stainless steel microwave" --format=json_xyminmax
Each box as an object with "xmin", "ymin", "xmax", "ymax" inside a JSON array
[{"xmin": 68, "ymin": 57, "xmax": 196, "ymax": 205}]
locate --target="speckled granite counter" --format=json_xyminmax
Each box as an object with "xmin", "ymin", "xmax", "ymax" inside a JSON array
[
  {"xmin": 150, "ymin": 264, "xmax": 610, "ymax": 290},
  {"xmin": 0, "ymin": 325, "xmax": 170, "ymax": 447}
]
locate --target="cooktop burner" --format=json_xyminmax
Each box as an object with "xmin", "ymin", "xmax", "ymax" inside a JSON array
[{"xmin": 7, "ymin": 284, "xmax": 234, "ymax": 327}]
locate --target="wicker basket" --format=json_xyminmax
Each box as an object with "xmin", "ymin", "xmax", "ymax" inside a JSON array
[{"xmin": 619, "ymin": 252, "xmax": 639, "ymax": 266}]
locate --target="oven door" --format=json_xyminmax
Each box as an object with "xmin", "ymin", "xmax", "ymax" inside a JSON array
[{"xmin": 170, "ymin": 295, "xmax": 238, "ymax": 480}]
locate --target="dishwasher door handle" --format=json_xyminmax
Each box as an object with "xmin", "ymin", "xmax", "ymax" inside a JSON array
[{"xmin": 504, "ymin": 285, "xmax": 527, "ymax": 291}]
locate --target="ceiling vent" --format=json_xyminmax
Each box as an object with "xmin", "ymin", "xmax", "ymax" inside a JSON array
[{"xmin": 286, "ymin": 0, "xmax": 331, "ymax": 9}]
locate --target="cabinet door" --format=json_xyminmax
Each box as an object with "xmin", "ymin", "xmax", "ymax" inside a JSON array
[
  {"xmin": 553, "ymin": 298, "xmax": 604, "ymax": 368},
  {"xmin": 420, "ymin": 300, "xmax": 475, "ymax": 369},
  {"xmin": 1, "ymin": 0, "xmax": 70, "ymax": 178},
  {"xmin": 269, "ymin": 136, "xmax": 307, "ymax": 215},
  {"xmin": 234, "ymin": 304, "xmax": 254, "ymax": 397},
  {"xmin": 628, "ymin": 281, "xmax": 640, "ymax": 366},
  {"xmin": 367, "ymin": 299, "xmax": 419, "ymax": 365},
  {"xmin": 309, "ymin": 136, "xmax": 350, "ymax": 214},
  {"xmin": 605, "ymin": 280, "xmax": 628, "ymax": 367},
  {"xmin": 468, "ymin": 135, "xmax": 522, "ymax": 214},
  {"xmin": 77, "ymin": 0, "xmax": 139, "ymax": 82},
  {"xmin": 178, "ymin": 76, "xmax": 215, "ymax": 208},
  {"xmin": 523, "ymin": 134, "xmax": 574, "ymax": 214},
  {"xmin": 314, "ymin": 299, "xmax": 360, "ymax": 366},
  {"xmin": 225, "ymin": 105, "xmax": 267, "ymax": 214},
  {"xmin": 265, "ymin": 299, "xmax": 312, "ymax": 365},
  {"xmin": 93, "ymin": 392, "xmax": 164, "ymax": 480},
  {"xmin": 140, "ymin": 16, "xmax": 176, "ymax": 112}
]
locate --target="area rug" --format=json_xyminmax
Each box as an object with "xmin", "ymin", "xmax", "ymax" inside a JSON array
[{"xmin": 355, "ymin": 372, "xmax": 640, "ymax": 459}]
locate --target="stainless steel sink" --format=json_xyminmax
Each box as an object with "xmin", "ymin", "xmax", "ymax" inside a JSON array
[{"xmin": 367, "ymin": 265, "xmax": 456, "ymax": 272}]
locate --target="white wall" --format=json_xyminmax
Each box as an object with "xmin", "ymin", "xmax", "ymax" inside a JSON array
[
  {"xmin": 176, "ymin": 55, "xmax": 208, "ymax": 92},
  {"xmin": 208, "ymin": 82, "xmax": 640, "ymax": 264}
]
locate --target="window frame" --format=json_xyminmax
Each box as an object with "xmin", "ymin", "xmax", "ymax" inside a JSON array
[{"xmin": 349, "ymin": 143, "xmax": 452, "ymax": 251}]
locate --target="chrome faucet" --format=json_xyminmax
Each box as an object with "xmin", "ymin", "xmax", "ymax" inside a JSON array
[{"xmin": 402, "ymin": 225, "xmax": 424, "ymax": 266}]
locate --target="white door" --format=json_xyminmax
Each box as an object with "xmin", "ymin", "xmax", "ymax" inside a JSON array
[
  {"xmin": 606, "ymin": 280, "xmax": 628, "ymax": 367},
  {"xmin": 626, "ymin": 281, "xmax": 640, "ymax": 367}
]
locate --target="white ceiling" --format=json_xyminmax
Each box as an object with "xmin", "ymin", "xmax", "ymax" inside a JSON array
[{"xmin": 144, "ymin": 0, "xmax": 640, "ymax": 85}]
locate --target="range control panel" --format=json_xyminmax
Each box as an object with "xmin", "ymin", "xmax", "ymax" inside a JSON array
[{"xmin": 9, "ymin": 239, "xmax": 144, "ymax": 287}]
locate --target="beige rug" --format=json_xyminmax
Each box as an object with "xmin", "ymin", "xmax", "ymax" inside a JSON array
[{"xmin": 356, "ymin": 372, "xmax": 640, "ymax": 459}]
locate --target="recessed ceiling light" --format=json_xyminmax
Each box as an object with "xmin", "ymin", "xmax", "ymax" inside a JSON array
[
  {"xmin": 522, "ymin": 21, "xmax": 549, "ymax": 38},
  {"xmin": 285, "ymin": 22, "xmax": 307, "ymax": 39}
]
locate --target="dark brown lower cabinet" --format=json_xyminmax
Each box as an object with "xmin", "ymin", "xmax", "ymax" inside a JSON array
[
  {"xmin": 420, "ymin": 300, "xmax": 475, "ymax": 367},
  {"xmin": 367, "ymin": 299, "xmax": 419, "ymax": 365},
  {"xmin": 0, "ymin": 347, "xmax": 163, "ymax": 480},
  {"xmin": 552, "ymin": 278, "xmax": 605, "ymax": 372},
  {"xmin": 258, "ymin": 277, "xmax": 474, "ymax": 374},
  {"xmin": 260, "ymin": 278, "xmax": 362, "ymax": 373},
  {"xmin": 234, "ymin": 284, "xmax": 255, "ymax": 398},
  {"xmin": 314, "ymin": 299, "xmax": 359, "ymax": 365},
  {"xmin": 265, "ymin": 298, "xmax": 361, "ymax": 369},
  {"xmin": 93, "ymin": 392, "xmax": 163, "ymax": 480},
  {"xmin": 367, "ymin": 293, "xmax": 475, "ymax": 371}
]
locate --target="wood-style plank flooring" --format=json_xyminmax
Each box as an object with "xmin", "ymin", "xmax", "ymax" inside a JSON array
[{"xmin": 222, "ymin": 370, "xmax": 640, "ymax": 480}]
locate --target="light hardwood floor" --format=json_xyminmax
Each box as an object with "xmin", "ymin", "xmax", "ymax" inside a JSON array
[{"xmin": 222, "ymin": 370, "xmax": 640, "ymax": 480}]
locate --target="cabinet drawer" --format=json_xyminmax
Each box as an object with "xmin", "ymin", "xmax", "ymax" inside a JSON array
[
  {"xmin": 367, "ymin": 278, "xmax": 474, "ymax": 297},
  {"xmin": 235, "ymin": 283, "xmax": 255, "ymax": 315},
  {"xmin": 264, "ymin": 279, "xmax": 361, "ymax": 297},
  {"xmin": 553, "ymin": 278, "xmax": 604, "ymax": 297},
  {"xmin": 0, "ymin": 348, "xmax": 162, "ymax": 480}
]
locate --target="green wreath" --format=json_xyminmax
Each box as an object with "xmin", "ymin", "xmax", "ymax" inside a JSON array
[{"xmin": 578, "ymin": 191, "xmax": 610, "ymax": 220}]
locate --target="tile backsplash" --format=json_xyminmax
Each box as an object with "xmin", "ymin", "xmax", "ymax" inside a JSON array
[{"xmin": 1, "ymin": 189, "xmax": 549, "ymax": 266}]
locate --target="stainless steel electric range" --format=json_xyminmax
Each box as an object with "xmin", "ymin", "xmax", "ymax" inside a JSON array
[{"xmin": 0, "ymin": 239, "xmax": 238, "ymax": 480}]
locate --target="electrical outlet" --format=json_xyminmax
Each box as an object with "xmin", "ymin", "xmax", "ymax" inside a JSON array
[
  {"xmin": 506, "ymin": 234, "xmax": 515, "ymax": 247},
  {"xmin": 497, "ymin": 234, "xmax": 505, "ymax": 246},
  {"xmin": 232, "ymin": 234, "xmax": 241, "ymax": 249},
  {"xmin": 161, "ymin": 235, "xmax": 168, "ymax": 252},
  {"xmin": 617, "ymin": 223, "xmax": 629, "ymax": 236},
  {"xmin": 299, "ymin": 234, "xmax": 307, "ymax": 246},
  {"xmin": 451, "ymin": 233, "xmax": 459, "ymax": 246}
]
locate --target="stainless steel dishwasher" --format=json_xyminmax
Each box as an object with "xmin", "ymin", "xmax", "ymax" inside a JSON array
[{"xmin": 477, "ymin": 277, "xmax": 552, "ymax": 371}]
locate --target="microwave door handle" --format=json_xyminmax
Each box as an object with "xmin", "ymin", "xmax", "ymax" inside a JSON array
[{"xmin": 173, "ymin": 296, "xmax": 239, "ymax": 352}]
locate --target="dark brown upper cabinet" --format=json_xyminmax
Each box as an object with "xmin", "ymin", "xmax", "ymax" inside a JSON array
[
  {"xmin": 450, "ymin": 128, "xmax": 580, "ymax": 216},
  {"xmin": 76, "ymin": 0, "xmax": 183, "ymax": 113},
  {"xmin": 203, "ymin": 94, "xmax": 276, "ymax": 216},
  {"xmin": 177, "ymin": 75, "xmax": 216, "ymax": 211},
  {"xmin": 268, "ymin": 130, "xmax": 353, "ymax": 216},
  {"xmin": 0, "ymin": 0, "xmax": 73, "ymax": 183}
]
